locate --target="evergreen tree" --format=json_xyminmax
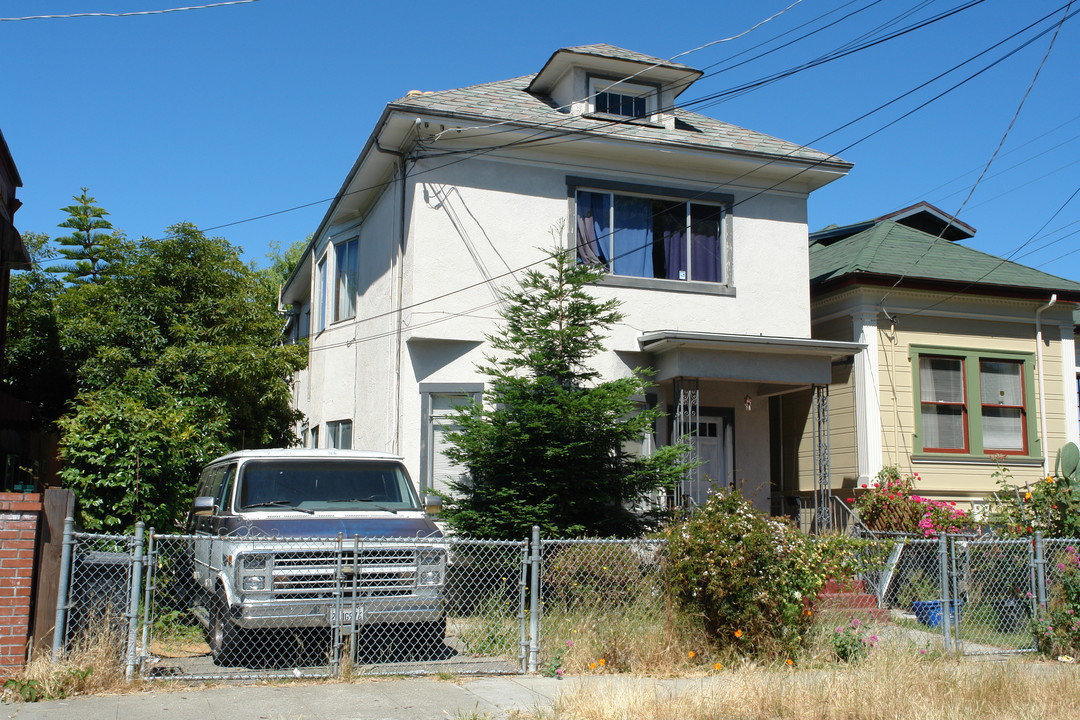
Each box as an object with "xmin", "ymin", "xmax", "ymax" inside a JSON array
[
  {"xmin": 49, "ymin": 188, "xmax": 121, "ymax": 284},
  {"xmin": 442, "ymin": 248, "xmax": 689, "ymax": 539}
]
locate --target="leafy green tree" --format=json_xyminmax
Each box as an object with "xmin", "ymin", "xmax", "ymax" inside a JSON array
[
  {"xmin": 260, "ymin": 235, "xmax": 311, "ymax": 292},
  {"xmin": 442, "ymin": 248, "xmax": 689, "ymax": 539},
  {"xmin": 2, "ymin": 232, "xmax": 72, "ymax": 421},
  {"xmin": 55, "ymin": 223, "xmax": 307, "ymax": 530},
  {"xmin": 49, "ymin": 188, "xmax": 123, "ymax": 284}
]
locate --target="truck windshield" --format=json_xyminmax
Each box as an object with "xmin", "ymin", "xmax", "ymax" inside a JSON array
[{"xmin": 236, "ymin": 459, "xmax": 421, "ymax": 512}]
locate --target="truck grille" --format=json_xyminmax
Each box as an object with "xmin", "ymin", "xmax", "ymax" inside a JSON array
[{"xmin": 269, "ymin": 549, "xmax": 423, "ymax": 599}]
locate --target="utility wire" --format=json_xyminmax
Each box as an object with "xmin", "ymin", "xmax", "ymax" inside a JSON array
[
  {"xmin": 0, "ymin": 0, "xmax": 261, "ymax": 21},
  {"xmin": 882, "ymin": 1, "xmax": 1075, "ymax": 315}
]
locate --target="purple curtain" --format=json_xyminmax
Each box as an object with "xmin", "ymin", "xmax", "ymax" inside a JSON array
[
  {"xmin": 690, "ymin": 204, "xmax": 723, "ymax": 282},
  {"xmin": 575, "ymin": 191, "xmax": 610, "ymax": 266}
]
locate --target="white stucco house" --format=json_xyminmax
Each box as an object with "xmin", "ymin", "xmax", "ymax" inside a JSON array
[{"xmin": 279, "ymin": 44, "xmax": 863, "ymax": 516}]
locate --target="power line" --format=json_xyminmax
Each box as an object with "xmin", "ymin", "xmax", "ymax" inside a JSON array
[
  {"xmin": 885, "ymin": 1, "xmax": 1075, "ymax": 315},
  {"xmin": 0, "ymin": 0, "xmax": 262, "ymax": 22}
]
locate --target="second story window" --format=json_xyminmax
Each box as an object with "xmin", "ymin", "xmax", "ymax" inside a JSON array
[
  {"xmin": 576, "ymin": 188, "xmax": 727, "ymax": 284},
  {"xmin": 334, "ymin": 237, "xmax": 358, "ymax": 322}
]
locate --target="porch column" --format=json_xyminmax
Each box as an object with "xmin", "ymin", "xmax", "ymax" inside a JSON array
[
  {"xmin": 852, "ymin": 309, "xmax": 882, "ymax": 483},
  {"xmin": 813, "ymin": 384, "xmax": 831, "ymax": 532}
]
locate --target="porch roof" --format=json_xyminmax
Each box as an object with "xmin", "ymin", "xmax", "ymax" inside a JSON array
[{"xmin": 638, "ymin": 331, "xmax": 864, "ymax": 386}]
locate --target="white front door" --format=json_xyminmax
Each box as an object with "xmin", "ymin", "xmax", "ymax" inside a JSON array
[{"xmin": 683, "ymin": 415, "xmax": 734, "ymax": 505}]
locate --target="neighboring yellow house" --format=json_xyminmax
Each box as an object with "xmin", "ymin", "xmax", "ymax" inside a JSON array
[{"xmin": 780, "ymin": 203, "xmax": 1080, "ymax": 525}]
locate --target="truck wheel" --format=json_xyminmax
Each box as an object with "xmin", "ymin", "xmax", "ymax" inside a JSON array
[
  {"xmin": 209, "ymin": 590, "xmax": 246, "ymax": 666},
  {"xmin": 416, "ymin": 618, "xmax": 447, "ymax": 657}
]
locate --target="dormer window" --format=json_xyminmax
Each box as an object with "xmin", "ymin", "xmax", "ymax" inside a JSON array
[{"xmin": 589, "ymin": 77, "xmax": 656, "ymax": 120}]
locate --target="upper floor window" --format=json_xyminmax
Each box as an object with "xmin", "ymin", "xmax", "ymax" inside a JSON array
[
  {"xmin": 914, "ymin": 348, "xmax": 1035, "ymax": 458},
  {"xmin": 576, "ymin": 188, "xmax": 727, "ymax": 284},
  {"xmin": 334, "ymin": 238, "xmax": 358, "ymax": 322},
  {"xmin": 315, "ymin": 254, "xmax": 328, "ymax": 333},
  {"xmin": 589, "ymin": 78, "xmax": 655, "ymax": 119}
]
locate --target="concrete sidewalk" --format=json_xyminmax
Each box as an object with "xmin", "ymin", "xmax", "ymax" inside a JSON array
[{"xmin": 0, "ymin": 675, "xmax": 597, "ymax": 720}]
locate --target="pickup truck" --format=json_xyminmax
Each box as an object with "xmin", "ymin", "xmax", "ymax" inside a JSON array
[{"xmin": 186, "ymin": 448, "xmax": 445, "ymax": 666}]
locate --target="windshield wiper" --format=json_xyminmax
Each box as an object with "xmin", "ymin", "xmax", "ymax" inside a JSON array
[
  {"xmin": 241, "ymin": 500, "xmax": 314, "ymax": 515},
  {"xmin": 324, "ymin": 498, "xmax": 399, "ymax": 514}
]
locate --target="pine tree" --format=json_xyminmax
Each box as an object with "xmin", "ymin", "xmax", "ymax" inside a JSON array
[
  {"xmin": 49, "ymin": 188, "xmax": 121, "ymax": 284},
  {"xmin": 442, "ymin": 247, "xmax": 689, "ymax": 539}
]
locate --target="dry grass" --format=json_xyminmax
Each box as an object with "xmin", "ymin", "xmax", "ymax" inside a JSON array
[
  {"xmin": 540, "ymin": 649, "xmax": 1079, "ymax": 720},
  {"xmin": 3, "ymin": 624, "xmax": 134, "ymax": 702}
]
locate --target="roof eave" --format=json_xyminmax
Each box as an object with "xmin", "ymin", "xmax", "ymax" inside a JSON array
[{"xmin": 812, "ymin": 272, "xmax": 1080, "ymax": 303}]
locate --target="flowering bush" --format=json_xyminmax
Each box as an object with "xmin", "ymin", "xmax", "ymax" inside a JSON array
[
  {"xmin": 1037, "ymin": 545, "xmax": 1080, "ymax": 657},
  {"xmin": 983, "ymin": 460, "xmax": 1080, "ymax": 538},
  {"xmin": 850, "ymin": 467, "xmax": 973, "ymax": 536},
  {"xmin": 662, "ymin": 491, "xmax": 878, "ymax": 659},
  {"xmin": 831, "ymin": 617, "xmax": 879, "ymax": 663}
]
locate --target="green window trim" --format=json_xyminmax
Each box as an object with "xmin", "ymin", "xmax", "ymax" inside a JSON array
[{"xmin": 909, "ymin": 344, "xmax": 1040, "ymax": 459}]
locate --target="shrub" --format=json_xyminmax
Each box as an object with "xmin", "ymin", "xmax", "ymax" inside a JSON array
[
  {"xmin": 1036, "ymin": 544, "xmax": 1080, "ymax": 657},
  {"xmin": 831, "ymin": 617, "xmax": 879, "ymax": 663},
  {"xmin": 982, "ymin": 456, "xmax": 1080, "ymax": 538},
  {"xmin": 850, "ymin": 467, "xmax": 973, "ymax": 536},
  {"xmin": 661, "ymin": 491, "xmax": 824, "ymax": 659}
]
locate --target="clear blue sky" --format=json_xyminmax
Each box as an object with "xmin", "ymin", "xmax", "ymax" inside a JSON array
[{"xmin": 5, "ymin": 0, "xmax": 1080, "ymax": 283}]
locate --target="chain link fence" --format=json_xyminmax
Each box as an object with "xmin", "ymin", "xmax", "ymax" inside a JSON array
[{"xmin": 53, "ymin": 524, "xmax": 1078, "ymax": 681}]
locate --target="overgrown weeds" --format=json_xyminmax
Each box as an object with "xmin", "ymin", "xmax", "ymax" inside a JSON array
[{"xmin": 4, "ymin": 624, "xmax": 130, "ymax": 702}]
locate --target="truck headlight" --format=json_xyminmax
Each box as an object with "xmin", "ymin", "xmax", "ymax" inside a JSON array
[
  {"xmin": 418, "ymin": 550, "xmax": 442, "ymax": 566},
  {"xmin": 242, "ymin": 554, "xmax": 269, "ymax": 570},
  {"xmin": 242, "ymin": 576, "xmax": 267, "ymax": 591},
  {"xmin": 418, "ymin": 570, "xmax": 441, "ymax": 586}
]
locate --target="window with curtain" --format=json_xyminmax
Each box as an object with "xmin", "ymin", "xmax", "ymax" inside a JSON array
[
  {"xmin": 334, "ymin": 238, "xmax": 358, "ymax": 322},
  {"xmin": 915, "ymin": 351, "xmax": 1032, "ymax": 457},
  {"xmin": 315, "ymin": 255, "xmax": 328, "ymax": 333},
  {"xmin": 980, "ymin": 360, "xmax": 1026, "ymax": 452},
  {"xmin": 575, "ymin": 189, "xmax": 725, "ymax": 283},
  {"xmin": 919, "ymin": 356, "xmax": 967, "ymax": 451}
]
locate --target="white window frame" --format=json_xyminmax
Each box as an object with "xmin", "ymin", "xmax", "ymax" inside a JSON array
[
  {"xmin": 419, "ymin": 384, "xmax": 483, "ymax": 495},
  {"xmin": 588, "ymin": 76, "xmax": 657, "ymax": 120},
  {"xmin": 315, "ymin": 253, "xmax": 328, "ymax": 334},
  {"xmin": 333, "ymin": 237, "xmax": 359, "ymax": 322},
  {"xmin": 326, "ymin": 420, "xmax": 352, "ymax": 449}
]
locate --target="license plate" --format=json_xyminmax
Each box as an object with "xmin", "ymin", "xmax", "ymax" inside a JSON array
[{"xmin": 327, "ymin": 605, "xmax": 364, "ymax": 624}]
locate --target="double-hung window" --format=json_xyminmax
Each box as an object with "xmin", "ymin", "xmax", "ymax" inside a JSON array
[
  {"xmin": 913, "ymin": 347, "xmax": 1035, "ymax": 458},
  {"xmin": 575, "ymin": 182, "xmax": 730, "ymax": 285},
  {"xmin": 334, "ymin": 238, "xmax": 358, "ymax": 322}
]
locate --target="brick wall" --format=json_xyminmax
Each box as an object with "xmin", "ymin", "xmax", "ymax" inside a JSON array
[{"xmin": 0, "ymin": 493, "xmax": 42, "ymax": 676}]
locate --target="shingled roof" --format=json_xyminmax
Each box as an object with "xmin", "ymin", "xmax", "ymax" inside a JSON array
[
  {"xmin": 810, "ymin": 220, "xmax": 1080, "ymax": 299},
  {"xmin": 556, "ymin": 43, "xmax": 700, "ymax": 72},
  {"xmin": 392, "ymin": 75, "xmax": 844, "ymax": 166}
]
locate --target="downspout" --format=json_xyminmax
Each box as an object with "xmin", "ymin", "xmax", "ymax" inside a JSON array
[
  {"xmin": 1035, "ymin": 294, "xmax": 1057, "ymax": 475},
  {"xmin": 375, "ymin": 140, "xmax": 408, "ymax": 455}
]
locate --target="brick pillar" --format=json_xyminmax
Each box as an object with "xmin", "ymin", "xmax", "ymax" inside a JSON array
[{"xmin": 0, "ymin": 493, "xmax": 43, "ymax": 676}]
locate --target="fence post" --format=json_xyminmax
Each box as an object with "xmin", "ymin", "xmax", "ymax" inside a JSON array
[
  {"xmin": 517, "ymin": 543, "xmax": 529, "ymax": 672},
  {"xmin": 938, "ymin": 532, "xmax": 953, "ymax": 653},
  {"xmin": 140, "ymin": 529, "xmax": 156, "ymax": 660},
  {"xmin": 51, "ymin": 517, "xmax": 76, "ymax": 658},
  {"xmin": 1033, "ymin": 531, "xmax": 1048, "ymax": 609},
  {"xmin": 125, "ymin": 522, "xmax": 145, "ymax": 682},
  {"xmin": 527, "ymin": 526, "xmax": 540, "ymax": 674}
]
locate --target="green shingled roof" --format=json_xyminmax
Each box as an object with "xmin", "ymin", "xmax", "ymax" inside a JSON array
[
  {"xmin": 810, "ymin": 221, "xmax": 1080, "ymax": 296},
  {"xmin": 393, "ymin": 75, "xmax": 844, "ymax": 165}
]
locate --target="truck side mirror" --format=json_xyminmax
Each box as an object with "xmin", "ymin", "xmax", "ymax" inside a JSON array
[
  {"xmin": 193, "ymin": 496, "xmax": 216, "ymax": 515},
  {"xmin": 423, "ymin": 495, "xmax": 442, "ymax": 515}
]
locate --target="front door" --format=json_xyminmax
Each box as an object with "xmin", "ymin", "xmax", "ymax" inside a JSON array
[{"xmin": 682, "ymin": 413, "xmax": 734, "ymax": 505}]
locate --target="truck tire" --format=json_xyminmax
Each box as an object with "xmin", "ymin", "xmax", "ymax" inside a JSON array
[{"xmin": 209, "ymin": 590, "xmax": 247, "ymax": 666}]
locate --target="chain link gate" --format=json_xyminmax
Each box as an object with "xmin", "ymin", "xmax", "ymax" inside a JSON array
[{"xmin": 139, "ymin": 533, "xmax": 528, "ymax": 680}]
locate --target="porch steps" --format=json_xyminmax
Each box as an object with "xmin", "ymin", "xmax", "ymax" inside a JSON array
[{"xmin": 816, "ymin": 579, "xmax": 890, "ymax": 623}]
